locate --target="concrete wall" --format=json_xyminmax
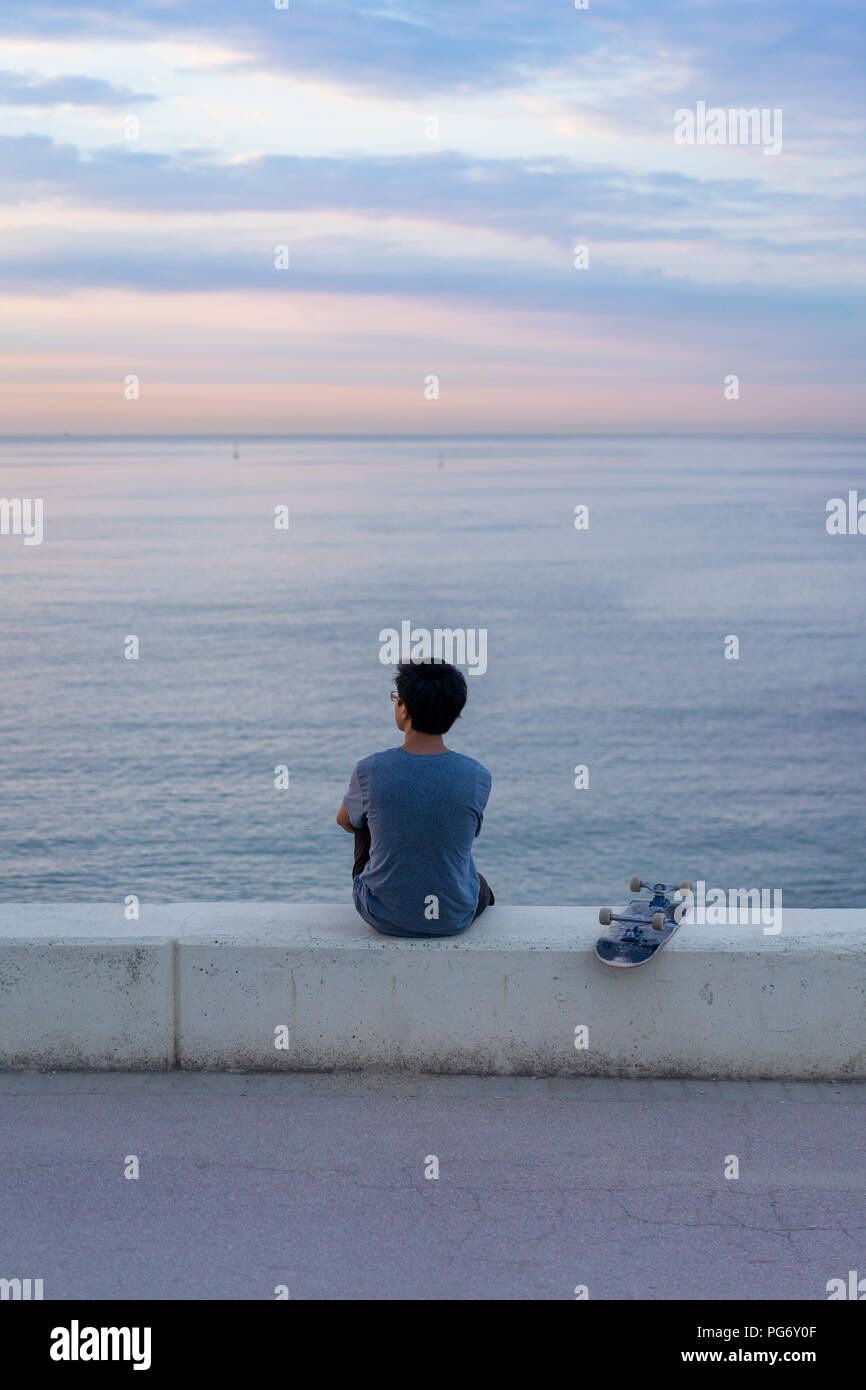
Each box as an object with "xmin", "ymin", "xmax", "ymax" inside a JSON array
[{"xmin": 0, "ymin": 905, "xmax": 864, "ymax": 1077}]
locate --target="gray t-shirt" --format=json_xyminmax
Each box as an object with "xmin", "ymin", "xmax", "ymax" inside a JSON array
[{"xmin": 343, "ymin": 746, "xmax": 492, "ymax": 936}]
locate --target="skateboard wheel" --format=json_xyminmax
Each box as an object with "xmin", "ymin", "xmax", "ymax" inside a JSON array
[
  {"xmin": 651, "ymin": 912, "xmax": 666, "ymax": 931},
  {"xmin": 629, "ymin": 875, "xmax": 642, "ymax": 893},
  {"xmin": 599, "ymin": 908, "xmax": 612, "ymax": 926},
  {"xmin": 679, "ymin": 880, "xmax": 692, "ymax": 893}
]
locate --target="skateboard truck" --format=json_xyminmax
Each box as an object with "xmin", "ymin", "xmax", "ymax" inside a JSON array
[
  {"xmin": 628, "ymin": 876, "xmax": 691, "ymax": 901},
  {"xmin": 599, "ymin": 880, "xmax": 692, "ymax": 937},
  {"xmin": 598, "ymin": 909, "xmax": 661, "ymax": 940}
]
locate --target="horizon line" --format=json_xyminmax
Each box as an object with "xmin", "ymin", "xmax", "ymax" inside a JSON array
[{"xmin": 2, "ymin": 432, "xmax": 864, "ymax": 442}]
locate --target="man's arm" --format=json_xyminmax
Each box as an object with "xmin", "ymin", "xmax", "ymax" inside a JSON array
[{"xmin": 339, "ymin": 763, "xmax": 366, "ymax": 832}]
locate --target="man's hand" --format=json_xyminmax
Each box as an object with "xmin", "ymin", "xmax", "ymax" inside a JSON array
[{"xmin": 336, "ymin": 802, "xmax": 355, "ymax": 833}]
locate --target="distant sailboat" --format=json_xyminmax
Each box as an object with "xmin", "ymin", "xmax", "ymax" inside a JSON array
[
  {"xmin": 232, "ymin": 440, "xmax": 240, "ymax": 459},
  {"xmin": 438, "ymin": 451, "xmax": 444, "ymax": 470}
]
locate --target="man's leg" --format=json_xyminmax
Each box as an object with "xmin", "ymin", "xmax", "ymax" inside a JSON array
[
  {"xmin": 473, "ymin": 872, "xmax": 495, "ymax": 920},
  {"xmin": 352, "ymin": 820, "xmax": 372, "ymax": 879}
]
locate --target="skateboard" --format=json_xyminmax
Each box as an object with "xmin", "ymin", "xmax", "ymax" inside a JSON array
[{"xmin": 595, "ymin": 876, "xmax": 692, "ymax": 967}]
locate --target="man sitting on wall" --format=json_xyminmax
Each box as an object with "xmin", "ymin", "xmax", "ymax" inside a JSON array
[{"xmin": 337, "ymin": 659, "xmax": 494, "ymax": 937}]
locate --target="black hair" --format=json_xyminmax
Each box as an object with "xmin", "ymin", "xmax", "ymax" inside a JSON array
[{"xmin": 394, "ymin": 660, "xmax": 467, "ymax": 735}]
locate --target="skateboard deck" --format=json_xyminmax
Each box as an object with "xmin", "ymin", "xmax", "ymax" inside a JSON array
[{"xmin": 595, "ymin": 878, "xmax": 691, "ymax": 968}]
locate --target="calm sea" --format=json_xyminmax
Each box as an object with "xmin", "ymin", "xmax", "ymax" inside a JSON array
[{"xmin": 1, "ymin": 435, "xmax": 864, "ymax": 906}]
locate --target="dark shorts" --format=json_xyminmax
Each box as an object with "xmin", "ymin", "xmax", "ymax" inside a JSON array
[{"xmin": 474, "ymin": 871, "xmax": 495, "ymax": 919}]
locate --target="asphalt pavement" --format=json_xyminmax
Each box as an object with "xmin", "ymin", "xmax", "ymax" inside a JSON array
[{"xmin": 1, "ymin": 1072, "xmax": 863, "ymax": 1300}]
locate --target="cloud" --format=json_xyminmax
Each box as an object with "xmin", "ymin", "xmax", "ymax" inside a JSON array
[
  {"xmin": 0, "ymin": 3, "xmax": 590, "ymax": 97},
  {"xmin": 1, "ymin": 237, "xmax": 862, "ymax": 351},
  {"xmin": 0, "ymin": 1, "xmax": 863, "ymax": 107},
  {"xmin": 0, "ymin": 70, "xmax": 157, "ymax": 107},
  {"xmin": 0, "ymin": 134, "xmax": 804, "ymax": 240}
]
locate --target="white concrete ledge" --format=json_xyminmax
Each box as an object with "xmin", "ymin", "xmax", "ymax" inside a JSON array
[{"xmin": 1, "ymin": 905, "xmax": 864, "ymax": 1077}]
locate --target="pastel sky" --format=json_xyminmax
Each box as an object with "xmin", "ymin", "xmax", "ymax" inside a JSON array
[{"xmin": 1, "ymin": 1, "xmax": 864, "ymax": 433}]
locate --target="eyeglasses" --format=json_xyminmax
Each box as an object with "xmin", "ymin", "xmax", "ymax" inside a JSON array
[{"xmin": 390, "ymin": 691, "xmax": 399, "ymax": 702}]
